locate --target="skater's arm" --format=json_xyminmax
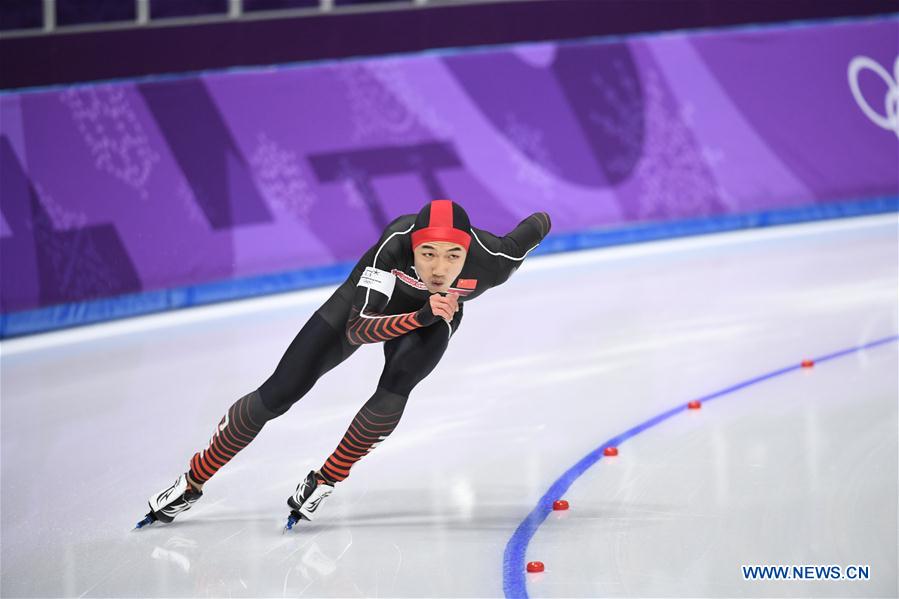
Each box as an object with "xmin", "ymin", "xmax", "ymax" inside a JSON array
[
  {"xmin": 503, "ymin": 212, "xmax": 552, "ymax": 257},
  {"xmin": 472, "ymin": 212, "xmax": 552, "ymax": 285},
  {"xmin": 345, "ymin": 287, "xmax": 454, "ymax": 345}
]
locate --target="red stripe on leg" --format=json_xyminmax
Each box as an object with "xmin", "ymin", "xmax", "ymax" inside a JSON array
[
  {"xmin": 320, "ymin": 462, "xmax": 347, "ymax": 482},
  {"xmin": 192, "ymin": 453, "xmax": 216, "ymax": 480},
  {"xmin": 334, "ymin": 447, "xmax": 363, "ymax": 464},
  {"xmin": 334, "ymin": 441, "xmax": 366, "ymax": 458}
]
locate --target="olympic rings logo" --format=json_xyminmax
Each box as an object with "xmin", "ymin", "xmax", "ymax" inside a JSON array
[{"xmin": 848, "ymin": 55, "xmax": 899, "ymax": 137}]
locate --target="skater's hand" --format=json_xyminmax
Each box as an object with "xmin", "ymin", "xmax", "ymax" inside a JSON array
[
  {"xmin": 415, "ymin": 292, "xmax": 460, "ymax": 326},
  {"xmin": 428, "ymin": 293, "xmax": 457, "ymax": 322},
  {"xmin": 443, "ymin": 292, "xmax": 460, "ymax": 316}
]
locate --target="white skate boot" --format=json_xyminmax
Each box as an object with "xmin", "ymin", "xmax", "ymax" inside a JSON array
[
  {"xmin": 285, "ymin": 470, "xmax": 334, "ymax": 530},
  {"xmin": 135, "ymin": 473, "xmax": 203, "ymax": 528}
]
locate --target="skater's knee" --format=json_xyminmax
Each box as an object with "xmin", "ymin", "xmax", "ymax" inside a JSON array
[
  {"xmin": 381, "ymin": 375, "xmax": 426, "ymax": 398},
  {"xmin": 257, "ymin": 377, "xmax": 308, "ymax": 416},
  {"xmin": 367, "ymin": 387, "xmax": 408, "ymax": 415},
  {"xmin": 378, "ymin": 360, "xmax": 432, "ymax": 397},
  {"xmin": 257, "ymin": 389, "xmax": 290, "ymax": 416},
  {"xmin": 258, "ymin": 360, "xmax": 323, "ymax": 414},
  {"xmin": 379, "ymin": 337, "xmax": 446, "ymax": 397},
  {"xmin": 246, "ymin": 388, "xmax": 281, "ymax": 422}
]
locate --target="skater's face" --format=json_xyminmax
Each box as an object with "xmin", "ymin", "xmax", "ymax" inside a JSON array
[{"xmin": 413, "ymin": 241, "xmax": 467, "ymax": 293}]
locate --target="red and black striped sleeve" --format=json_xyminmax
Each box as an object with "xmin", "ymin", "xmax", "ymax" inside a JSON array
[{"xmin": 345, "ymin": 305, "xmax": 434, "ymax": 345}]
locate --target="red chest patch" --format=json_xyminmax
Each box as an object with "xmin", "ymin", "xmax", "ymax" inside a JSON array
[{"xmin": 391, "ymin": 269, "xmax": 475, "ymax": 296}]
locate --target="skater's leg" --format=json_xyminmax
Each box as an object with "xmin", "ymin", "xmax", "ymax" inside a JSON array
[
  {"xmin": 188, "ymin": 389, "xmax": 275, "ymax": 486},
  {"xmin": 189, "ymin": 312, "xmax": 357, "ymax": 486},
  {"xmin": 319, "ymin": 320, "xmax": 455, "ymax": 483},
  {"xmin": 258, "ymin": 312, "xmax": 358, "ymax": 415}
]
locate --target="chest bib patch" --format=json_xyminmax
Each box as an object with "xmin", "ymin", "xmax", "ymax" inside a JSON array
[{"xmin": 358, "ymin": 267, "xmax": 397, "ymax": 299}]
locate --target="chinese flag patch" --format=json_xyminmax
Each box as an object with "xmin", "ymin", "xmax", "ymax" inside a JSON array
[{"xmin": 457, "ymin": 279, "xmax": 478, "ymax": 289}]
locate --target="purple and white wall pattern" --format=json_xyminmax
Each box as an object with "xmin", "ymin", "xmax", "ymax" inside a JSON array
[{"xmin": 1, "ymin": 18, "xmax": 896, "ymax": 315}]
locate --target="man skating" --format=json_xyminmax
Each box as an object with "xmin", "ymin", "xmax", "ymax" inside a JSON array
[{"xmin": 137, "ymin": 199, "xmax": 551, "ymax": 529}]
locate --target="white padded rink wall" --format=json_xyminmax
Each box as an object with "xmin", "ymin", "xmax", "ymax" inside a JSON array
[{"xmin": 1, "ymin": 213, "xmax": 897, "ymax": 597}]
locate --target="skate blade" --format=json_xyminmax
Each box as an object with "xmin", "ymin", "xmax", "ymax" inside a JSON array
[
  {"xmin": 283, "ymin": 511, "xmax": 305, "ymax": 532},
  {"xmin": 134, "ymin": 513, "xmax": 157, "ymax": 530}
]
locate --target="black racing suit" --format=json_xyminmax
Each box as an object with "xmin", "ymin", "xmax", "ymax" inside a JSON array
[{"xmin": 188, "ymin": 212, "xmax": 551, "ymax": 486}]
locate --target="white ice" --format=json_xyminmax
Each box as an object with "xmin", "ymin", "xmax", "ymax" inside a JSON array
[{"xmin": 1, "ymin": 213, "xmax": 896, "ymax": 598}]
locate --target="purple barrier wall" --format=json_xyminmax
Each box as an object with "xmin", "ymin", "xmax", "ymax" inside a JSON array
[{"xmin": 1, "ymin": 18, "xmax": 897, "ymax": 316}]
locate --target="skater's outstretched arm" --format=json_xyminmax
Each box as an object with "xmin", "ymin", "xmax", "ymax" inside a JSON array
[
  {"xmin": 469, "ymin": 211, "xmax": 552, "ymax": 286},
  {"xmin": 503, "ymin": 211, "xmax": 552, "ymax": 257}
]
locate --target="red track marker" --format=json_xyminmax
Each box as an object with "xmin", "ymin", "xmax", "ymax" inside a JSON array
[
  {"xmin": 801, "ymin": 359, "xmax": 815, "ymax": 368},
  {"xmin": 603, "ymin": 446, "xmax": 618, "ymax": 457},
  {"xmin": 688, "ymin": 400, "xmax": 701, "ymax": 409},
  {"xmin": 526, "ymin": 561, "xmax": 545, "ymax": 573},
  {"xmin": 552, "ymin": 500, "xmax": 569, "ymax": 511}
]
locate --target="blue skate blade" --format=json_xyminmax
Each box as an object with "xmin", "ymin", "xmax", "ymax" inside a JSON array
[
  {"xmin": 284, "ymin": 512, "xmax": 301, "ymax": 531},
  {"xmin": 134, "ymin": 513, "xmax": 156, "ymax": 530}
]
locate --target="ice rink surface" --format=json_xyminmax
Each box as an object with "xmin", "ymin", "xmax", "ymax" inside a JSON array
[{"xmin": 2, "ymin": 213, "xmax": 897, "ymax": 598}]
